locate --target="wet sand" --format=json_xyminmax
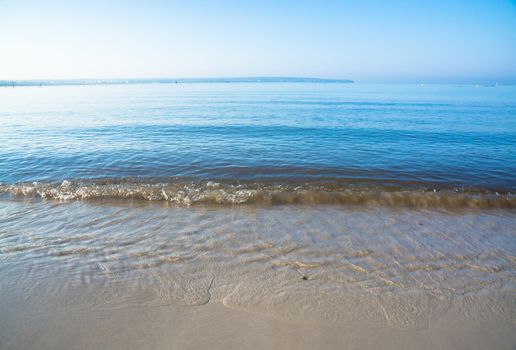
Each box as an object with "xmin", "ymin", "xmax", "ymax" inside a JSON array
[
  {"xmin": 0, "ymin": 200, "xmax": 515, "ymax": 349},
  {"xmin": 2, "ymin": 293, "xmax": 514, "ymax": 350}
]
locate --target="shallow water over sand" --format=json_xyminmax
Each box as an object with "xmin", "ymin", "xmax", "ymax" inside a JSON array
[{"xmin": 1, "ymin": 200, "xmax": 514, "ymax": 349}]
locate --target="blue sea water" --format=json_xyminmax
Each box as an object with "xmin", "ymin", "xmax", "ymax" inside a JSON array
[{"xmin": 0, "ymin": 82, "xmax": 515, "ymax": 206}]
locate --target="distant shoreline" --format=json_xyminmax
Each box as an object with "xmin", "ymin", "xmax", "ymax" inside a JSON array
[{"xmin": 0, "ymin": 77, "xmax": 353, "ymax": 87}]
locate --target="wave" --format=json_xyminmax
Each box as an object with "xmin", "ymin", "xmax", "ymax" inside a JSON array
[{"xmin": 1, "ymin": 179, "xmax": 514, "ymax": 209}]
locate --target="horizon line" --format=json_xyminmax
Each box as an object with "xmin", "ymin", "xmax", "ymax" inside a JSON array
[
  {"xmin": 0, "ymin": 76, "xmax": 353, "ymax": 86},
  {"xmin": 1, "ymin": 76, "xmax": 515, "ymax": 86}
]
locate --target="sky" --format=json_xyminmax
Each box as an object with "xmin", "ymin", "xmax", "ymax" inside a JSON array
[{"xmin": 0, "ymin": 0, "xmax": 515, "ymax": 83}]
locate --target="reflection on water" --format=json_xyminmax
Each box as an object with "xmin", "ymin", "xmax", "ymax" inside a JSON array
[{"xmin": 1, "ymin": 83, "xmax": 515, "ymax": 190}]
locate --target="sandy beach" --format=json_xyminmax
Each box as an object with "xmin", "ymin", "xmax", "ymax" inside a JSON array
[{"xmin": 2, "ymin": 290, "xmax": 513, "ymax": 350}]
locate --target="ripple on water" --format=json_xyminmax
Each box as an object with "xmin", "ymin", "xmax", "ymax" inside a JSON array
[{"xmin": 0, "ymin": 201, "xmax": 514, "ymax": 327}]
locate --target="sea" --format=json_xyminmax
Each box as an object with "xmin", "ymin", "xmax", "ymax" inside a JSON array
[{"xmin": 0, "ymin": 81, "xmax": 515, "ymax": 348}]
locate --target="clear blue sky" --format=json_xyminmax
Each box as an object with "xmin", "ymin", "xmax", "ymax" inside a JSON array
[{"xmin": 1, "ymin": 0, "xmax": 515, "ymax": 82}]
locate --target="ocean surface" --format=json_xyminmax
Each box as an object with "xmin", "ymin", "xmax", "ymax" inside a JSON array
[
  {"xmin": 1, "ymin": 82, "xmax": 515, "ymax": 207},
  {"xmin": 1, "ymin": 82, "xmax": 515, "ymax": 349}
]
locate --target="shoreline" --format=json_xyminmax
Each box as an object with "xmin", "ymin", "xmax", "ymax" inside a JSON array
[{"xmin": 1, "ymin": 201, "xmax": 514, "ymax": 349}]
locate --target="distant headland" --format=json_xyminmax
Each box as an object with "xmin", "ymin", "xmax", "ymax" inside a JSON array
[{"xmin": 0, "ymin": 77, "xmax": 353, "ymax": 87}]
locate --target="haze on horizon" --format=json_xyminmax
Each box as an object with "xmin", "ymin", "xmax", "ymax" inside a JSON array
[{"xmin": 1, "ymin": 0, "xmax": 515, "ymax": 83}]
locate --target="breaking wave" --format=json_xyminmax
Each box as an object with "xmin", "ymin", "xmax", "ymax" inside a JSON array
[{"xmin": 1, "ymin": 179, "xmax": 514, "ymax": 209}]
